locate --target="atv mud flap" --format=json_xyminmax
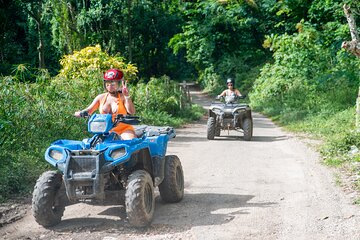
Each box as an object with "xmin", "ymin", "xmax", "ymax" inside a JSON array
[
  {"xmin": 233, "ymin": 113, "xmax": 239, "ymax": 127},
  {"xmin": 217, "ymin": 113, "xmax": 225, "ymax": 127},
  {"xmin": 63, "ymin": 153, "xmax": 107, "ymax": 202},
  {"xmin": 152, "ymin": 156, "xmax": 165, "ymax": 186}
]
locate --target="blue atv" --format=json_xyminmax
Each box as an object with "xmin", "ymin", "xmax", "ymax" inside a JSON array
[{"xmin": 32, "ymin": 114, "xmax": 184, "ymax": 228}]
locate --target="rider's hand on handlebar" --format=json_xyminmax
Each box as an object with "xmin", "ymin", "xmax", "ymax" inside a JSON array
[{"xmin": 74, "ymin": 110, "xmax": 89, "ymax": 118}]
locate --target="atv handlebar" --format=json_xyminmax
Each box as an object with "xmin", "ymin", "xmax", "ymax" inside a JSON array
[
  {"xmin": 216, "ymin": 94, "xmax": 247, "ymax": 101},
  {"xmin": 79, "ymin": 110, "xmax": 89, "ymax": 118},
  {"xmin": 77, "ymin": 112, "xmax": 140, "ymax": 125},
  {"xmin": 115, "ymin": 114, "xmax": 141, "ymax": 125}
]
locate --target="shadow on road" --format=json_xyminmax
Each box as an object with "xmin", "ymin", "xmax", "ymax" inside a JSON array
[
  {"xmin": 154, "ymin": 192, "xmax": 275, "ymax": 227},
  {"xmin": 49, "ymin": 192, "xmax": 276, "ymax": 234},
  {"xmin": 210, "ymin": 135, "xmax": 288, "ymax": 142},
  {"xmin": 251, "ymin": 135, "xmax": 289, "ymax": 142},
  {"xmin": 170, "ymin": 131, "xmax": 289, "ymax": 143},
  {"xmin": 171, "ymin": 135, "xmax": 208, "ymax": 142}
]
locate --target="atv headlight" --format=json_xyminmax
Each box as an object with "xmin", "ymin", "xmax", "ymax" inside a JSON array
[
  {"xmin": 88, "ymin": 114, "xmax": 113, "ymax": 134},
  {"xmin": 90, "ymin": 121, "xmax": 107, "ymax": 133},
  {"xmin": 110, "ymin": 148, "xmax": 126, "ymax": 159},
  {"xmin": 49, "ymin": 149, "xmax": 63, "ymax": 161}
]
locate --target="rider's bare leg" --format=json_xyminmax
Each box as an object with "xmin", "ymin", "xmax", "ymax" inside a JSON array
[{"xmin": 121, "ymin": 130, "xmax": 136, "ymax": 140}]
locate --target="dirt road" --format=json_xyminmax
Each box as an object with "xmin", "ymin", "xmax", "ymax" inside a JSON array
[{"xmin": 1, "ymin": 88, "xmax": 359, "ymax": 240}]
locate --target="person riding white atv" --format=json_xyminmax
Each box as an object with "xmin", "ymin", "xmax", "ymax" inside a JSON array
[{"xmin": 207, "ymin": 93, "xmax": 253, "ymax": 141}]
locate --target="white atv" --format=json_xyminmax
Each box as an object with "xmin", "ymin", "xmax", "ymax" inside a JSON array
[{"xmin": 207, "ymin": 95, "xmax": 253, "ymax": 141}]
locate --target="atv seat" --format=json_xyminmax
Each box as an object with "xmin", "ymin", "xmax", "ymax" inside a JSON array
[
  {"xmin": 134, "ymin": 125, "xmax": 148, "ymax": 138},
  {"xmin": 145, "ymin": 126, "xmax": 174, "ymax": 137},
  {"xmin": 134, "ymin": 125, "xmax": 175, "ymax": 138}
]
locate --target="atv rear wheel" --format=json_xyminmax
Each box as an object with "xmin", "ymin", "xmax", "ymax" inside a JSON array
[
  {"xmin": 207, "ymin": 117, "xmax": 216, "ymax": 140},
  {"xmin": 32, "ymin": 171, "xmax": 66, "ymax": 227},
  {"xmin": 159, "ymin": 155, "xmax": 184, "ymax": 203},
  {"xmin": 242, "ymin": 117, "xmax": 253, "ymax": 141},
  {"xmin": 125, "ymin": 170, "xmax": 155, "ymax": 227}
]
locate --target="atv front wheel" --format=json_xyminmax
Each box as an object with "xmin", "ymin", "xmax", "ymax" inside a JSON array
[
  {"xmin": 32, "ymin": 171, "xmax": 66, "ymax": 227},
  {"xmin": 159, "ymin": 155, "xmax": 184, "ymax": 203},
  {"xmin": 125, "ymin": 170, "xmax": 155, "ymax": 227},
  {"xmin": 215, "ymin": 127, "xmax": 221, "ymax": 136},
  {"xmin": 242, "ymin": 117, "xmax": 253, "ymax": 141},
  {"xmin": 207, "ymin": 117, "xmax": 216, "ymax": 140}
]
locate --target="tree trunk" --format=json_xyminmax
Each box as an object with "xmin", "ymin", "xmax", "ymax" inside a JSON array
[
  {"xmin": 341, "ymin": 4, "xmax": 360, "ymax": 57},
  {"xmin": 25, "ymin": 4, "xmax": 45, "ymax": 69},
  {"xmin": 341, "ymin": 4, "xmax": 360, "ymax": 129},
  {"xmin": 37, "ymin": 20, "xmax": 45, "ymax": 69},
  {"xmin": 127, "ymin": 0, "xmax": 133, "ymax": 62},
  {"xmin": 357, "ymin": 87, "xmax": 360, "ymax": 130}
]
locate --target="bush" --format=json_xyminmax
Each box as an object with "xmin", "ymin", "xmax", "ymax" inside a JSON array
[
  {"xmin": 58, "ymin": 44, "xmax": 138, "ymax": 82},
  {"xmin": 133, "ymin": 76, "xmax": 183, "ymax": 116}
]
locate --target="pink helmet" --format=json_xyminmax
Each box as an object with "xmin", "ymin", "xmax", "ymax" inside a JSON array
[{"xmin": 103, "ymin": 69, "xmax": 124, "ymax": 81}]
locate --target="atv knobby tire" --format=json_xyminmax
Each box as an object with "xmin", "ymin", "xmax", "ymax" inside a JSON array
[
  {"xmin": 32, "ymin": 171, "xmax": 66, "ymax": 227},
  {"xmin": 242, "ymin": 117, "xmax": 253, "ymax": 141},
  {"xmin": 159, "ymin": 155, "xmax": 184, "ymax": 203},
  {"xmin": 215, "ymin": 127, "xmax": 221, "ymax": 136},
  {"xmin": 125, "ymin": 170, "xmax": 155, "ymax": 227},
  {"xmin": 207, "ymin": 117, "xmax": 216, "ymax": 140}
]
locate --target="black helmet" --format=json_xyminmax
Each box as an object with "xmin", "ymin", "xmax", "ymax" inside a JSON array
[{"xmin": 226, "ymin": 78, "xmax": 234, "ymax": 85}]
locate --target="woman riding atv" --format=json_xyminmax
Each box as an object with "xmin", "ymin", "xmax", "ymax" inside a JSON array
[
  {"xmin": 218, "ymin": 78, "xmax": 242, "ymax": 103},
  {"xmin": 74, "ymin": 69, "xmax": 136, "ymax": 140},
  {"xmin": 218, "ymin": 78, "xmax": 242, "ymax": 97}
]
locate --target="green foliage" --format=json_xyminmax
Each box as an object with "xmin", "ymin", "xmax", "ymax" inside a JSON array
[
  {"xmin": 0, "ymin": 76, "xmax": 63, "ymax": 199},
  {"xmin": 58, "ymin": 45, "xmax": 138, "ymax": 81},
  {"xmin": 133, "ymin": 76, "xmax": 182, "ymax": 116},
  {"xmin": 47, "ymin": 0, "xmax": 82, "ymax": 54},
  {"xmin": 169, "ymin": 0, "xmax": 267, "ymax": 92},
  {"xmin": 1, "ymin": 0, "xmax": 189, "ymax": 80},
  {"xmin": 137, "ymin": 104, "xmax": 204, "ymax": 128},
  {"xmin": 250, "ymin": 25, "xmax": 359, "ymax": 122},
  {"xmin": 198, "ymin": 66, "xmax": 222, "ymax": 92}
]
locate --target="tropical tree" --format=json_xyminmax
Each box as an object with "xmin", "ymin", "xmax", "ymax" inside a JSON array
[
  {"xmin": 341, "ymin": 4, "xmax": 360, "ymax": 128},
  {"xmin": 170, "ymin": 0, "xmax": 269, "ymax": 91},
  {"xmin": 16, "ymin": 0, "xmax": 48, "ymax": 69}
]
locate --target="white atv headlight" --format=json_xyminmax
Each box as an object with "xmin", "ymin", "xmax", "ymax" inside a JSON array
[
  {"xmin": 110, "ymin": 148, "xmax": 126, "ymax": 159},
  {"xmin": 49, "ymin": 149, "xmax": 63, "ymax": 161},
  {"xmin": 90, "ymin": 121, "xmax": 107, "ymax": 133}
]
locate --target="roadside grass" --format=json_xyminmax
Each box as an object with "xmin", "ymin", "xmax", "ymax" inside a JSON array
[{"xmin": 283, "ymin": 107, "xmax": 360, "ymax": 202}]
